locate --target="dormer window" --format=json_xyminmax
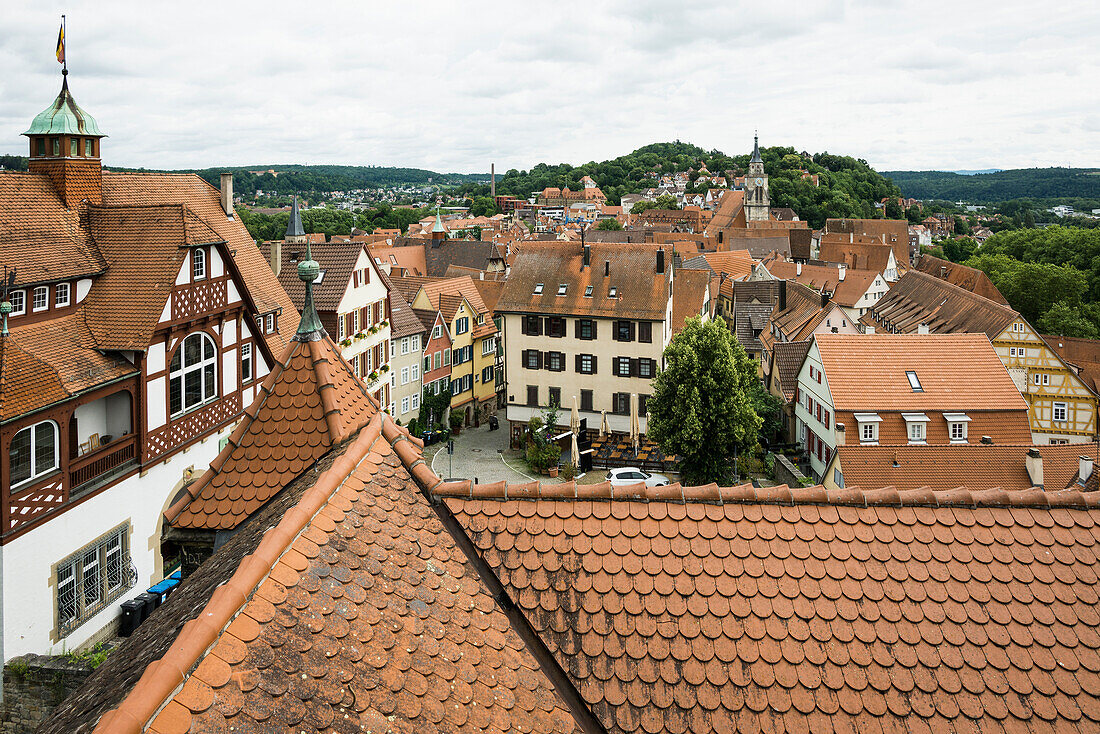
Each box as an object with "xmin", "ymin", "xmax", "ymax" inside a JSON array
[
  {"xmin": 905, "ymin": 370, "xmax": 922, "ymax": 392},
  {"xmin": 902, "ymin": 413, "xmax": 930, "ymax": 444},
  {"xmin": 944, "ymin": 412, "xmax": 970, "ymax": 443},
  {"xmin": 85, "ymin": 139, "xmax": 93, "ymax": 156},
  {"xmin": 32, "ymin": 286, "xmax": 49, "ymax": 312},
  {"xmin": 534, "ymin": 283, "xmax": 544, "ymax": 295},
  {"xmin": 557, "ymin": 283, "xmax": 567, "ymax": 296},
  {"xmin": 9, "ymin": 290, "xmax": 25, "ymax": 316},
  {"xmin": 193, "ymin": 248, "xmax": 206, "ymax": 280}
]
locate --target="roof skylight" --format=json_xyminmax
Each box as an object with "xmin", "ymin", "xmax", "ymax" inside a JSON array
[
  {"xmin": 906, "ymin": 370, "xmax": 923, "ymax": 391},
  {"xmin": 557, "ymin": 283, "xmax": 567, "ymax": 296},
  {"xmin": 534, "ymin": 283, "xmax": 544, "ymax": 295},
  {"xmin": 584, "ymin": 285, "xmax": 594, "ymax": 298},
  {"xmin": 609, "ymin": 286, "xmax": 618, "ymax": 298}
]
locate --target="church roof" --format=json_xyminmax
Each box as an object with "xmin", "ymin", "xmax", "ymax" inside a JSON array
[
  {"xmin": 285, "ymin": 194, "xmax": 304, "ymax": 238},
  {"xmin": 750, "ymin": 133, "xmax": 762, "ymax": 163},
  {"xmin": 23, "ymin": 77, "xmax": 105, "ymax": 137}
]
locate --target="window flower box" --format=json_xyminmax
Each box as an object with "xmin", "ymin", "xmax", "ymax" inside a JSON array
[
  {"xmin": 339, "ymin": 338, "xmax": 352, "ymax": 347},
  {"xmin": 355, "ymin": 332, "xmax": 366, "ymax": 340}
]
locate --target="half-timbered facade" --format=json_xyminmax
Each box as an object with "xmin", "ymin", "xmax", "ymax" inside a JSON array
[{"xmin": 0, "ymin": 76, "xmax": 295, "ymax": 659}]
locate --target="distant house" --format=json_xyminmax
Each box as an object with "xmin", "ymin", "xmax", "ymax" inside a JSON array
[
  {"xmin": 796, "ymin": 333, "xmax": 1033, "ymax": 480},
  {"xmin": 752, "ymin": 259, "xmax": 890, "ymax": 320},
  {"xmin": 823, "ymin": 217, "xmax": 910, "ymax": 266}
]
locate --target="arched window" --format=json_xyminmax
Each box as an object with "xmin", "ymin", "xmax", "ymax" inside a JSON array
[
  {"xmin": 10, "ymin": 420, "xmax": 59, "ymax": 488},
  {"xmin": 169, "ymin": 333, "xmax": 218, "ymax": 416},
  {"xmin": 192, "ymin": 248, "xmax": 206, "ymax": 280}
]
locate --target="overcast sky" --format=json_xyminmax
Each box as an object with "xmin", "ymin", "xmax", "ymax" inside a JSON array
[{"xmin": 1, "ymin": 1, "xmax": 1097, "ymax": 174}]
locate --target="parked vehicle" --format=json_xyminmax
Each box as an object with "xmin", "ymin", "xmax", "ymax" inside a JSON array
[{"xmin": 608, "ymin": 467, "xmax": 669, "ymax": 487}]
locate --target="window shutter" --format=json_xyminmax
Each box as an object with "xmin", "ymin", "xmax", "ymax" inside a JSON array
[
  {"xmin": 591, "ymin": 355, "xmax": 597, "ymax": 374},
  {"xmin": 561, "ymin": 319, "xmax": 568, "ymax": 338},
  {"xmin": 628, "ymin": 322, "xmax": 636, "ymax": 341},
  {"xmin": 630, "ymin": 358, "xmax": 639, "ymax": 377},
  {"xmin": 575, "ymin": 354, "xmax": 582, "ymax": 373},
  {"xmin": 591, "ymin": 320, "xmax": 597, "ymax": 339},
  {"xmin": 535, "ymin": 351, "xmax": 543, "ymax": 370},
  {"xmin": 575, "ymin": 320, "xmax": 584, "ymax": 339}
]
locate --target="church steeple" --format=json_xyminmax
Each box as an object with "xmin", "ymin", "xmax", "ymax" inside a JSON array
[
  {"xmin": 750, "ymin": 131, "xmax": 762, "ymax": 164},
  {"xmin": 431, "ymin": 205, "xmax": 446, "ymax": 243},
  {"xmin": 285, "ymin": 195, "xmax": 307, "ymax": 245},
  {"xmin": 745, "ymin": 132, "xmax": 770, "ymax": 222}
]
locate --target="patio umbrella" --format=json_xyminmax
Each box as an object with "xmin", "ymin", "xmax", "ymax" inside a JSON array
[
  {"xmin": 570, "ymin": 395, "xmax": 580, "ymax": 435},
  {"xmin": 599, "ymin": 410, "xmax": 609, "ymax": 438},
  {"xmin": 629, "ymin": 393, "xmax": 640, "ymax": 455},
  {"xmin": 571, "ymin": 430, "xmax": 580, "ymax": 469}
]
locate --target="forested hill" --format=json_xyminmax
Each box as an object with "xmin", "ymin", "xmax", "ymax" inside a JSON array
[
  {"xmin": 108, "ymin": 164, "xmax": 487, "ymax": 193},
  {"xmin": 496, "ymin": 141, "xmax": 901, "ymax": 228},
  {"xmin": 885, "ymin": 168, "xmax": 1100, "ymax": 203}
]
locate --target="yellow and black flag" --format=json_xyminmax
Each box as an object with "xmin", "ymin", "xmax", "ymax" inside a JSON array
[{"xmin": 55, "ymin": 19, "xmax": 65, "ymax": 64}]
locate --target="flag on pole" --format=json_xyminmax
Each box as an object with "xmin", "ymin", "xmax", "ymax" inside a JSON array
[{"xmin": 55, "ymin": 20, "xmax": 65, "ymax": 64}]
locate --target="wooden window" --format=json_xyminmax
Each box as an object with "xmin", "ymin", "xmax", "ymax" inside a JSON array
[
  {"xmin": 84, "ymin": 139, "xmax": 93, "ymax": 156},
  {"xmin": 577, "ymin": 354, "xmax": 596, "ymax": 374},
  {"xmin": 9, "ymin": 290, "xmax": 24, "ymax": 315},
  {"xmin": 10, "ymin": 420, "xmax": 59, "ymax": 488},
  {"xmin": 55, "ymin": 282, "xmax": 70, "ymax": 307},
  {"xmin": 638, "ymin": 322, "xmax": 652, "ymax": 343},
  {"xmin": 524, "ymin": 315, "xmax": 542, "ymax": 336},
  {"xmin": 638, "ymin": 358, "xmax": 655, "ymax": 379},
  {"xmin": 241, "ymin": 342, "xmax": 253, "ymax": 382},
  {"xmin": 70, "ymin": 138, "xmax": 79, "ymax": 157},
  {"xmin": 546, "ymin": 351, "xmax": 565, "ymax": 372},
  {"xmin": 526, "ymin": 386, "xmax": 539, "ymax": 407},
  {"xmin": 33, "ymin": 286, "xmax": 48, "ymax": 311},
  {"xmin": 581, "ymin": 390, "xmax": 593, "ymax": 412},
  {"xmin": 1054, "ymin": 402, "xmax": 1068, "ymax": 422},
  {"xmin": 192, "ymin": 248, "xmax": 206, "ymax": 280},
  {"xmin": 548, "ymin": 387, "xmax": 561, "ymax": 407},
  {"xmin": 615, "ymin": 321, "xmax": 634, "ymax": 341},
  {"xmin": 577, "ymin": 319, "xmax": 596, "ymax": 340}
]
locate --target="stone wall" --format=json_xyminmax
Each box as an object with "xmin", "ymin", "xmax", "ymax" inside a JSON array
[
  {"xmin": 1, "ymin": 655, "xmax": 95, "ymax": 734},
  {"xmin": 773, "ymin": 452, "xmax": 811, "ymax": 488}
]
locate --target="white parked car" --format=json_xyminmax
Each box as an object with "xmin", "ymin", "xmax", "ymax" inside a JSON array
[{"xmin": 608, "ymin": 467, "xmax": 669, "ymax": 487}]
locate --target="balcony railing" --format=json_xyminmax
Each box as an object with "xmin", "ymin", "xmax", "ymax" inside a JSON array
[{"xmin": 70, "ymin": 435, "xmax": 138, "ymax": 492}]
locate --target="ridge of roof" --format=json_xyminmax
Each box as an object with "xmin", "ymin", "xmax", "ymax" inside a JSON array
[
  {"xmin": 93, "ymin": 413, "xmax": 387, "ymax": 733},
  {"xmin": 432, "ymin": 477, "xmax": 1100, "ymax": 509}
]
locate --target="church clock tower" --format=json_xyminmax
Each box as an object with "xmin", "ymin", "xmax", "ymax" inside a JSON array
[{"xmin": 744, "ymin": 133, "xmax": 770, "ymax": 222}]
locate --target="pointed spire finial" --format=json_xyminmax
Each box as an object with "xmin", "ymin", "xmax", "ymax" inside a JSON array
[
  {"xmin": 751, "ymin": 131, "xmax": 762, "ymax": 164},
  {"xmin": 294, "ymin": 238, "xmax": 325, "ymax": 341},
  {"xmin": 432, "ymin": 204, "xmax": 445, "ymax": 233},
  {"xmin": 286, "ymin": 194, "xmax": 305, "ymax": 240}
]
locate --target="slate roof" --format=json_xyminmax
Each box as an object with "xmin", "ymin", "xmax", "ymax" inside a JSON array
[
  {"xmin": 835, "ymin": 442, "xmax": 1100, "ymax": 493},
  {"xmin": 860, "ymin": 270, "xmax": 1019, "ymax": 338},
  {"xmin": 915, "ymin": 254, "xmax": 1009, "ymax": 305},
  {"xmin": 166, "ymin": 335, "xmax": 377, "ymax": 530},
  {"xmin": 440, "ymin": 479, "xmax": 1100, "ymax": 733},
  {"xmin": 814, "ymin": 332, "xmax": 1029, "ymax": 413},
  {"xmin": 498, "ymin": 243, "xmax": 672, "ymax": 320}
]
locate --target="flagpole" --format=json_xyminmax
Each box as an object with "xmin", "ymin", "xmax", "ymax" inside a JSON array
[{"xmin": 61, "ymin": 14, "xmax": 67, "ymax": 75}]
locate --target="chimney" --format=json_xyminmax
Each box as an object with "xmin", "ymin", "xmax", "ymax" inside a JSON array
[
  {"xmin": 917, "ymin": 323, "xmax": 930, "ymax": 334},
  {"xmin": 1081, "ymin": 455, "xmax": 1094, "ymax": 483},
  {"xmin": 220, "ymin": 173, "xmax": 234, "ymax": 218},
  {"xmin": 270, "ymin": 239, "xmax": 282, "ymax": 277},
  {"xmin": 604, "ymin": 260, "xmax": 610, "ymax": 277},
  {"xmin": 1025, "ymin": 448, "xmax": 1044, "ymax": 488},
  {"xmin": 980, "ymin": 436, "xmax": 993, "ymax": 445},
  {"xmin": 778, "ymin": 280, "xmax": 787, "ymax": 311},
  {"xmin": 835, "ymin": 423, "xmax": 845, "ymax": 446},
  {"xmin": 583, "ymin": 243, "xmax": 591, "ymax": 268},
  {"xmin": 838, "ymin": 264, "xmax": 846, "ymax": 281},
  {"xmin": 657, "ymin": 249, "xmax": 665, "ymax": 274},
  {"xmin": 796, "ymin": 262, "xmax": 802, "ymax": 276}
]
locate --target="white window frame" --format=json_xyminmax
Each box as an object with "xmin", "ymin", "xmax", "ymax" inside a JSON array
[
  {"xmin": 853, "ymin": 413, "xmax": 881, "ymax": 445},
  {"xmin": 241, "ymin": 342, "xmax": 253, "ymax": 383},
  {"xmin": 265, "ymin": 313, "xmax": 275, "ymax": 334},
  {"xmin": 193, "ymin": 248, "xmax": 206, "ymax": 280},
  {"xmin": 1053, "ymin": 402, "xmax": 1068, "ymax": 422},
  {"xmin": 10, "ymin": 419, "xmax": 60, "ymax": 488},
  {"xmin": 401, "ymin": 396, "xmax": 410, "ymax": 414},
  {"xmin": 902, "ymin": 413, "xmax": 930, "ymax": 444},
  {"xmin": 411, "ymin": 363, "xmax": 419, "ymax": 381},
  {"xmin": 411, "ymin": 335, "xmax": 420, "ymax": 351},
  {"xmin": 55, "ymin": 282, "xmax": 70, "ymax": 307},
  {"xmin": 32, "ymin": 286, "xmax": 49, "ymax": 311},
  {"xmin": 401, "ymin": 366, "xmax": 409, "ymax": 385},
  {"xmin": 483, "ymin": 337, "xmax": 495, "ymax": 356},
  {"xmin": 9, "ymin": 289, "xmax": 25, "ymax": 315},
  {"xmin": 169, "ymin": 332, "xmax": 219, "ymax": 417},
  {"xmin": 401, "ymin": 338, "xmax": 410, "ymax": 356},
  {"xmin": 950, "ymin": 422, "xmax": 966, "ymax": 442},
  {"xmin": 411, "ymin": 393, "xmax": 420, "ymax": 410}
]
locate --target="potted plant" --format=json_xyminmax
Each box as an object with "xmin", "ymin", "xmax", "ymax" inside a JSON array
[
  {"xmin": 368, "ymin": 370, "xmax": 379, "ymax": 382},
  {"xmin": 355, "ymin": 331, "xmax": 366, "ymax": 340},
  {"xmin": 339, "ymin": 338, "xmax": 352, "ymax": 347},
  {"xmin": 561, "ymin": 462, "xmax": 576, "ymax": 481},
  {"xmin": 449, "ymin": 412, "xmax": 464, "ymax": 435},
  {"xmin": 381, "ymin": 319, "xmax": 389, "ymax": 328},
  {"xmin": 368, "ymin": 325, "xmax": 379, "ymax": 335},
  {"xmin": 380, "ymin": 364, "xmax": 390, "ymax": 373}
]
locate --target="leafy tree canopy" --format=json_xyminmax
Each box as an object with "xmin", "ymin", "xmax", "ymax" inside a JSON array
[
  {"xmin": 596, "ymin": 218, "xmax": 624, "ymax": 231},
  {"xmin": 965, "ymin": 252, "xmax": 1089, "ymax": 325},
  {"xmin": 647, "ymin": 317, "xmax": 762, "ymax": 485},
  {"xmin": 236, "ymin": 202, "xmax": 427, "ymax": 241},
  {"xmin": 632, "ymin": 194, "xmax": 681, "ymax": 214}
]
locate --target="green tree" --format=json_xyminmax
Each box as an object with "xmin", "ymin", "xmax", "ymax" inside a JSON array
[
  {"xmin": 943, "ymin": 236, "xmax": 978, "ymax": 263},
  {"xmin": 596, "ymin": 218, "xmax": 624, "ymax": 231},
  {"xmin": 468, "ymin": 196, "xmax": 500, "ymax": 218},
  {"xmin": 632, "ymin": 194, "xmax": 681, "ymax": 214},
  {"xmin": 965, "ymin": 253, "xmax": 1089, "ymax": 325},
  {"xmin": 1037, "ymin": 301, "xmax": 1100, "ymax": 339},
  {"xmin": 647, "ymin": 317, "xmax": 762, "ymax": 485},
  {"xmin": 750, "ymin": 382, "xmax": 784, "ymax": 442},
  {"xmin": 884, "ymin": 200, "xmax": 903, "ymax": 219},
  {"xmin": 953, "ymin": 216, "xmax": 970, "ymax": 235}
]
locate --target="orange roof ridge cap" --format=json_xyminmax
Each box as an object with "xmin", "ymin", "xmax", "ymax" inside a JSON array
[
  {"xmin": 308, "ymin": 340, "xmax": 345, "ymax": 444},
  {"xmin": 95, "ymin": 413, "xmax": 384, "ymax": 734}
]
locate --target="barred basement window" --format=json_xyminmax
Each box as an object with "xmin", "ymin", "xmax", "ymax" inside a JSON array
[{"xmin": 56, "ymin": 523, "xmax": 135, "ymax": 639}]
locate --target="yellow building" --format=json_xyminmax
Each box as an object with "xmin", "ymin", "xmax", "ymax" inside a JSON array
[{"xmin": 410, "ymin": 277, "xmax": 499, "ymax": 427}]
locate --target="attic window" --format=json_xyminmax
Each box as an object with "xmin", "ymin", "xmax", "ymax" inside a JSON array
[
  {"xmin": 609, "ymin": 286, "xmax": 618, "ymax": 298},
  {"xmin": 584, "ymin": 286, "xmax": 594, "ymax": 298},
  {"xmin": 534, "ymin": 283, "xmax": 544, "ymax": 295},
  {"xmin": 905, "ymin": 370, "xmax": 922, "ymax": 392},
  {"xmin": 314, "ymin": 270, "xmax": 325, "ymax": 284},
  {"xmin": 557, "ymin": 284, "xmax": 567, "ymax": 296}
]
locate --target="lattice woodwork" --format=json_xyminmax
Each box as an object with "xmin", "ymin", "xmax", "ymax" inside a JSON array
[
  {"xmin": 146, "ymin": 392, "xmax": 242, "ymax": 461},
  {"xmin": 172, "ymin": 278, "xmax": 228, "ymax": 321},
  {"xmin": 8, "ymin": 477, "xmax": 65, "ymax": 532}
]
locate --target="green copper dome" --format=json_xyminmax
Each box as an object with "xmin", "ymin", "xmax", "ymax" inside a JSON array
[{"xmin": 23, "ymin": 78, "xmax": 105, "ymax": 137}]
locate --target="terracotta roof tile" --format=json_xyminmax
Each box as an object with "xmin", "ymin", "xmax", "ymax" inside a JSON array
[
  {"xmin": 818, "ymin": 239, "xmax": 899, "ymax": 275},
  {"xmin": 498, "ymin": 243, "xmax": 672, "ymax": 320},
  {"xmin": 823, "ymin": 218, "xmax": 909, "ymax": 265},
  {"xmin": 763, "ymin": 261, "xmax": 883, "ymax": 308},
  {"xmin": 1042, "ymin": 334, "xmax": 1100, "ymax": 393},
  {"xmin": 167, "ymin": 335, "xmax": 377, "ymax": 530},
  {"xmin": 263, "ymin": 241, "xmax": 363, "ymax": 312},
  {"xmin": 442, "ymin": 479, "xmax": 1100, "ymax": 733},
  {"xmin": 771, "ymin": 340, "xmax": 811, "ymax": 400},
  {"xmin": 861, "ymin": 270, "xmax": 1019, "ymax": 338},
  {"xmin": 671, "ymin": 269, "xmax": 711, "ymax": 334},
  {"xmin": 915, "ymin": 254, "xmax": 1009, "ymax": 305},
  {"xmin": 814, "ymin": 332, "xmax": 1030, "ymax": 414}
]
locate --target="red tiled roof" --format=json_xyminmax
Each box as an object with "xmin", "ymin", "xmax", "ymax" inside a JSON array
[
  {"xmin": 671, "ymin": 268, "xmax": 711, "ymax": 334},
  {"xmin": 166, "ymin": 334, "xmax": 377, "ymax": 530},
  {"xmin": 814, "ymin": 332, "xmax": 1029, "ymax": 413},
  {"xmin": 440, "ymin": 478, "xmax": 1100, "ymax": 733},
  {"xmin": 763, "ymin": 261, "xmax": 882, "ymax": 308},
  {"xmin": 861, "ymin": 270, "xmax": 1019, "ymax": 338},
  {"xmin": 915, "ymin": 254, "xmax": 1009, "ymax": 305}
]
